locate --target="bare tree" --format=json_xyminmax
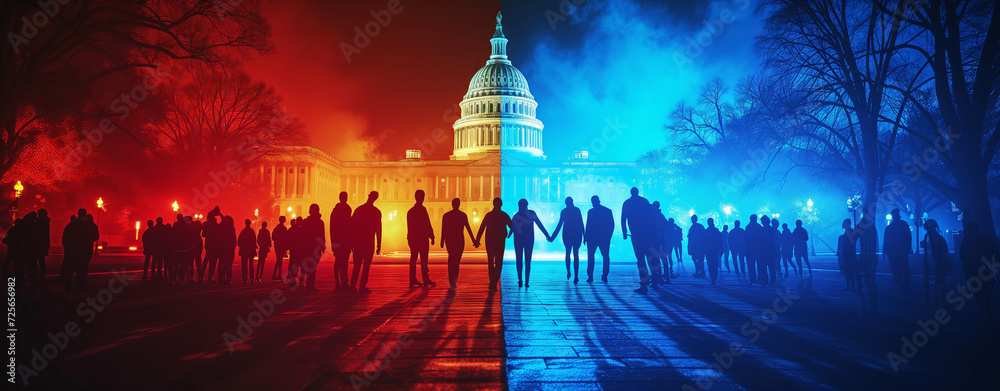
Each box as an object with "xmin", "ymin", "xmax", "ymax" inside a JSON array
[{"xmin": 0, "ymin": 0, "xmax": 273, "ymax": 181}]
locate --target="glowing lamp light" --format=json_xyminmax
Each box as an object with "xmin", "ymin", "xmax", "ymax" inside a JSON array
[
  {"xmin": 254, "ymin": 208, "xmax": 259, "ymax": 218},
  {"xmin": 689, "ymin": 209, "xmax": 695, "ymax": 217},
  {"xmin": 96, "ymin": 197, "xmax": 104, "ymax": 210},
  {"xmin": 847, "ymin": 198, "xmax": 852, "ymax": 206},
  {"xmin": 723, "ymin": 206, "xmax": 732, "ymax": 215},
  {"xmin": 886, "ymin": 213, "xmax": 892, "ymax": 222},
  {"xmin": 128, "ymin": 246, "xmax": 138, "ymax": 251},
  {"xmin": 172, "ymin": 201, "xmax": 179, "ymax": 212},
  {"xmin": 473, "ymin": 217, "xmax": 480, "ymax": 223},
  {"xmin": 807, "ymin": 199, "xmax": 814, "ymax": 208},
  {"xmin": 291, "ymin": 213, "xmax": 296, "ymax": 219},
  {"xmin": 287, "ymin": 206, "xmax": 293, "ymax": 213},
  {"xmin": 135, "ymin": 221, "xmax": 140, "ymax": 240},
  {"xmin": 13, "ymin": 180, "xmax": 24, "ymax": 198}
]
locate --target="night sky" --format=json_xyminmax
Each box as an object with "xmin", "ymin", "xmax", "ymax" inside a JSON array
[{"xmin": 247, "ymin": 0, "xmax": 759, "ymax": 162}]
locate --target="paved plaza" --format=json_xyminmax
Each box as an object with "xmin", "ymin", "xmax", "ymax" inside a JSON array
[{"xmin": 15, "ymin": 252, "xmax": 1000, "ymax": 390}]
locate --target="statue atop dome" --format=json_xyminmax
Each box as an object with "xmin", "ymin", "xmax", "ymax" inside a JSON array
[{"xmin": 494, "ymin": 11, "xmax": 504, "ymax": 38}]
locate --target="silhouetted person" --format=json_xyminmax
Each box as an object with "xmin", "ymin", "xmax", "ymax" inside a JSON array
[
  {"xmin": 34, "ymin": 208, "xmax": 50, "ymax": 282},
  {"xmin": 621, "ymin": 187, "xmax": 659, "ymax": 293},
  {"xmin": 301, "ymin": 204, "xmax": 326, "ymax": 292},
  {"xmin": 666, "ymin": 218, "xmax": 682, "ymax": 277},
  {"xmin": 921, "ymin": 219, "xmax": 949, "ymax": 310},
  {"xmin": 856, "ymin": 211, "xmax": 879, "ymax": 318},
  {"xmin": 781, "ymin": 223, "xmax": 795, "ymax": 277},
  {"xmin": 330, "ymin": 192, "xmax": 353, "ymax": 291},
  {"xmin": 170, "ymin": 214, "xmax": 196, "ymax": 285},
  {"xmin": 650, "ymin": 201, "xmax": 670, "ymax": 284},
  {"xmin": 441, "ymin": 198, "xmax": 476, "ymax": 290},
  {"xmin": 3, "ymin": 219, "xmax": 26, "ymax": 282},
  {"xmin": 670, "ymin": 218, "xmax": 684, "ymax": 265},
  {"xmin": 512, "ymin": 198, "xmax": 550, "ymax": 288},
  {"xmin": 792, "ymin": 220, "xmax": 812, "ymax": 277},
  {"xmin": 190, "ymin": 219, "xmax": 204, "ymax": 283},
  {"xmin": 407, "ymin": 190, "xmax": 435, "ymax": 287},
  {"xmin": 756, "ymin": 215, "xmax": 775, "ymax": 286},
  {"xmin": 722, "ymin": 224, "xmax": 730, "ymax": 274},
  {"xmin": 219, "ymin": 215, "xmax": 237, "ymax": 285},
  {"xmin": 202, "ymin": 208, "xmax": 222, "ymax": 283},
  {"xmin": 351, "ymin": 191, "xmax": 382, "ymax": 294},
  {"xmin": 772, "ymin": 218, "xmax": 782, "ymax": 279},
  {"xmin": 476, "ymin": 197, "xmax": 513, "ymax": 291},
  {"xmin": 729, "ymin": 220, "xmax": 745, "ymax": 278},
  {"xmin": 17, "ymin": 212, "xmax": 38, "ymax": 282},
  {"xmin": 584, "ymin": 196, "xmax": 614, "ymax": 283},
  {"xmin": 141, "ymin": 220, "xmax": 155, "ymax": 281},
  {"xmin": 688, "ymin": 215, "xmax": 706, "ymax": 278},
  {"xmin": 884, "ymin": 209, "xmax": 912, "ymax": 293},
  {"xmin": 551, "ymin": 197, "xmax": 585, "ymax": 283},
  {"xmin": 705, "ymin": 218, "xmax": 723, "ymax": 286},
  {"xmin": 272, "ymin": 215, "xmax": 288, "ymax": 281},
  {"xmin": 287, "ymin": 217, "xmax": 304, "ymax": 286},
  {"xmin": 62, "ymin": 209, "xmax": 98, "ymax": 297},
  {"xmin": 256, "ymin": 221, "xmax": 271, "ymax": 283},
  {"xmin": 838, "ymin": 219, "xmax": 859, "ymax": 291},
  {"xmin": 959, "ymin": 221, "xmax": 997, "ymax": 326},
  {"xmin": 745, "ymin": 215, "xmax": 762, "ymax": 284},
  {"xmin": 56, "ymin": 216, "xmax": 75, "ymax": 290},
  {"xmin": 238, "ymin": 219, "xmax": 257, "ymax": 284}
]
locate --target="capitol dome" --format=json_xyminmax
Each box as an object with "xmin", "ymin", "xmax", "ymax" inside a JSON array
[{"xmin": 451, "ymin": 12, "xmax": 544, "ymax": 160}]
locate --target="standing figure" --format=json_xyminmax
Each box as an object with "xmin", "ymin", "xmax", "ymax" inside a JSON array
[
  {"xmin": 141, "ymin": 220, "xmax": 155, "ymax": 281},
  {"xmin": 730, "ymin": 221, "xmax": 745, "ymax": 278},
  {"xmin": 721, "ymin": 224, "xmax": 730, "ymax": 274},
  {"xmin": 857, "ymin": 212, "xmax": 880, "ymax": 318},
  {"xmin": 406, "ymin": 190, "xmax": 435, "ymax": 287},
  {"xmin": 190, "ymin": 219, "xmax": 204, "ymax": 283},
  {"xmin": 476, "ymin": 198, "xmax": 513, "ymax": 291},
  {"xmin": 584, "ymin": 196, "xmax": 614, "ymax": 283},
  {"xmin": 219, "ymin": 216, "xmax": 237, "ymax": 285},
  {"xmin": 650, "ymin": 202, "xmax": 670, "ymax": 284},
  {"xmin": 170, "ymin": 215, "xmax": 195, "ymax": 285},
  {"xmin": 921, "ymin": 219, "xmax": 949, "ymax": 310},
  {"xmin": 238, "ymin": 219, "xmax": 257, "ymax": 284},
  {"xmin": 671, "ymin": 219, "xmax": 684, "ymax": 265},
  {"xmin": 621, "ymin": 187, "xmax": 659, "ymax": 293},
  {"xmin": 771, "ymin": 218, "xmax": 782, "ymax": 279},
  {"xmin": 781, "ymin": 223, "xmax": 795, "ymax": 277},
  {"xmin": 745, "ymin": 215, "xmax": 762, "ymax": 284},
  {"xmin": 3, "ymin": 219, "xmax": 25, "ymax": 282},
  {"xmin": 63, "ymin": 210, "xmax": 99, "ymax": 297},
  {"xmin": 351, "ymin": 191, "xmax": 382, "ymax": 294},
  {"xmin": 551, "ymin": 197, "xmax": 585, "ymax": 283},
  {"xmin": 511, "ymin": 198, "xmax": 551, "ymax": 288},
  {"xmin": 884, "ymin": 209, "xmax": 912, "ymax": 293},
  {"xmin": 758, "ymin": 215, "xmax": 776, "ymax": 287},
  {"xmin": 792, "ymin": 220, "xmax": 812, "ymax": 277},
  {"xmin": 34, "ymin": 209, "xmax": 51, "ymax": 282},
  {"xmin": 330, "ymin": 193, "xmax": 353, "ymax": 291},
  {"xmin": 256, "ymin": 221, "xmax": 271, "ymax": 283},
  {"xmin": 688, "ymin": 215, "xmax": 706, "ymax": 278},
  {"xmin": 202, "ymin": 208, "xmax": 222, "ymax": 283},
  {"xmin": 272, "ymin": 215, "xmax": 288, "ymax": 281},
  {"xmin": 704, "ymin": 218, "xmax": 723, "ymax": 286},
  {"xmin": 301, "ymin": 204, "xmax": 326, "ymax": 292},
  {"xmin": 959, "ymin": 221, "xmax": 998, "ymax": 326},
  {"xmin": 287, "ymin": 218, "xmax": 303, "ymax": 286},
  {"xmin": 441, "ymin": 198, "xmax": 477, "ymax": 290},
  {"xmin": 837, "ymin": 219, "xmax": 859, "ymax": 291}
]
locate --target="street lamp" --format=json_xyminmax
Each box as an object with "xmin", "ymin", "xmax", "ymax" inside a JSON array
[
  {"xmin": 807, "ymin": 199, "xmax": 814, "ymax": 209},
  {"xmin": 254, "ymin": 208, "xmax": 259, "ymax": 218},
  {"xmin": 135, "ymin": 221, "xmax": 141, "ymax": 240},
  {"xmin": 172, "ymin": 201, "xmax": 180, "ymax": 212},
  {"xmin": 11, "ymin": 180, "xmax": 24, "ymax": 219},
  {"xmin": 95, "ymin": 197, "xmax": 106, "ymax": 255}
]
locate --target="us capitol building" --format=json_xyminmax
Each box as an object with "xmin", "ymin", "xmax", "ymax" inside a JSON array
[{"xmin": 254, "ymin": 13, "xmax": 642, "ymax": 251}]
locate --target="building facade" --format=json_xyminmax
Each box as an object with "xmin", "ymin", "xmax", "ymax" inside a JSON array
[{"xmin": 255, "ymin": 13, "xmax": 642, "ymax": 253}]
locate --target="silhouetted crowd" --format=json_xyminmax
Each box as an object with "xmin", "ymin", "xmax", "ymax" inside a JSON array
[
  {"xmin": 3, "ymin": 208, "xmax": 99, "ymax": 298},
  {"xmin": 3, "ymin": 186, "xmax": 997, "ymax": 326}
]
